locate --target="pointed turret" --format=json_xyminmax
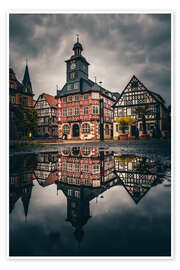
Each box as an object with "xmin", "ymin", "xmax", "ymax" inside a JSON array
[
  {"xmin": 21, "ymin": 185, "xmax": 33, "ymax": 218},
  {"xmin": 22, "ymin": 64, "xmax": 32, "ymax": 93}
]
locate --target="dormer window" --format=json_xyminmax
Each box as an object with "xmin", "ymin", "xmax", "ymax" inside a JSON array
[
  {"xmin": 74, "ymin": 82, "xmax": 79, "ymax": 89},
  {"xmin": 67, "ymin": 84, "xmax": 72, "ymax": 91}
]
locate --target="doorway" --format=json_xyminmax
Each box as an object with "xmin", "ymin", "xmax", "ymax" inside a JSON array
[{"xmin": 72, "ymin": 124, "xmax": 79, "ymax": 137}]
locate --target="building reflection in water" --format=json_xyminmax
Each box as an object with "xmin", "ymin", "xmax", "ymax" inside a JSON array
[
  {"xmin": 9, "ymin": 154, "xmax": 37, "ymax": 220},
  {"xmin": 34, "ymin": 151, "xmax": 58, "ymax": 187},
  {"xmin": 114, "ymin": 154, "xmax": 163, "ymax": 204},
  {"xmin": 9, "ymin": 147, "xmax": 165, "ymax": 244}
]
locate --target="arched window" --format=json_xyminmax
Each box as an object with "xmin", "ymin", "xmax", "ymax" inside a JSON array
[
  {"xmin": 105, "ymin": 124, "xmax": 109, "ymax": 135},
  {"xmin": 63, "ymin": 125, "xmax": 70, "ymax": 134},
  {"xmin": 82, "ymin": 147, "xmax": 91, "ymax": 155},
  {"xmin": 82, "ymin": 123, "xmax": 90, "ymax": 133}
]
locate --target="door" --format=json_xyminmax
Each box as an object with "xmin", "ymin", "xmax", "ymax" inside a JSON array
[
  {"xmin": 72, "ymin": 124, "xmax": 79, "ymax": 137},
  {"xmin": 131, "ymin": 125, "xmax": 136, "ymax": 136}
]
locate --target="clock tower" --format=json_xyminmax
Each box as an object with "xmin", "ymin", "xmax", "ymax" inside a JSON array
[{"xmin": 65, "ymin": 35, "xmax": 89, "ymax": 89}]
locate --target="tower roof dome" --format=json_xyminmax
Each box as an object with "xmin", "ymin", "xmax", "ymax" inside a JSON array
[{"xmin": 73, "ymin": 41, "xmax": 83, "ymax": 51}]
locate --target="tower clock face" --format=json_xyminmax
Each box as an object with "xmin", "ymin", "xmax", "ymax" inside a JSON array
[{"xmin": 70, "ymin": 62, "xmax": 76, "ymax": 70}]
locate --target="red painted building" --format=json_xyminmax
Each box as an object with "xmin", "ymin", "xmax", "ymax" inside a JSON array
[
  {"xmin": 56, "ymin": 38, "xmax": 119, "ymax": 140},
  {"xmin": 57, "ymin": 146, "xmax": 115, "ymax": 188},
  {"xmin": 9, "ymin": 65, "xmax": 35, "ymax": 139}
]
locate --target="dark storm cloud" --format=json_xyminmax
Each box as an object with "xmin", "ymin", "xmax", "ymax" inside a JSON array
[{"xmin": 9, "ymin": 13, "xmax": 171, "ymax": 104}]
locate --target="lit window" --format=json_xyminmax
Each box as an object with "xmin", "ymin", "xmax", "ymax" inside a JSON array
[
  {"xmin": 93, "ymin": 164, "xmax": 99, "ymax": 174},
  {"xmin": 84, "ymin": 106, "xmax": 89, "ymax": 115},
  {"xmin": 82, "ymin": 123, "xmax": 90, "ymax": 133},
  {"xmin": 74, "ymin": 107, "xmax": 79, "ymax": 116},
  {"xmin": 63, "ymin": 125, "xmax": 70, "ymax": 134},
  {"xmin": 93, "ymin": 105, "xmax": 99, "ymax": 115}
]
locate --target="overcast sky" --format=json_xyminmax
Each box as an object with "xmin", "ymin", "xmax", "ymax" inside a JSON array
[{"xmin": 9, "ymin": 13, "xmax": 171, "ymax": 105}]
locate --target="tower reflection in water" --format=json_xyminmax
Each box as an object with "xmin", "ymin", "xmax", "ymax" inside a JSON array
[{"xmin": 9, "ymin": 147, "xmax": 165, "ymax": 244}]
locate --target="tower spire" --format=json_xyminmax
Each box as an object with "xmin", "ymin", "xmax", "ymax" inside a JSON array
[
  {"xmin": 77, "ymin": 34, "xmax": 79, "ymax": 43},
  {"xmin": 23, "ymin": 63, "xmax": 32, "ymax": 93}
]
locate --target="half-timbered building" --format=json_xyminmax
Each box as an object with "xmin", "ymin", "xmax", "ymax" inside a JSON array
[
  {"xmin": 114, "ymin": 154, "xmax": 164, "ymax": 203},
  {"xmin": 34, "ymin": 151, "xmax": 58, "ymax": 186},
  {"xmin": 35, "ymin": 93, "xmax": 58, "ymax": 137},
  {"xmin": 56, "ymin": 37, "xmax": 119, "ymax": 140},
  {"xmin": 113, "ymin": 75, "xmax": 168, "ymax": 139}
]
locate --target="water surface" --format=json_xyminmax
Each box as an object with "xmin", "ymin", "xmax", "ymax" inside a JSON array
[{"xmin": 9, "ymin": 145, "xmax": 171, "ymax": 256}]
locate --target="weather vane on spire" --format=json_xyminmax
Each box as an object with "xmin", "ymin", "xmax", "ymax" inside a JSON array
[
  {"xmin": 26, "ymin": 56, "xmax": 28, "ymax": 65},
  {"xmin": 77, "ymin": 34, "xmax": 79, "ymax": 42}
]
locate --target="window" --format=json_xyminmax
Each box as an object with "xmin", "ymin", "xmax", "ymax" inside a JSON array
[
  {"xmin": 92, "ymin": 92, "xmax": 99, "ymax": 99},
  {"xmin": 84, "ymin": 106, "xmax": 89, "ymax": 115},
  {"xmin": 127, "ymin": 108, "xmax": 131, "ymax": 116},
  {"xmin": 82, "ymin": 147, "xmax": 90, "ymax": 155},
  {"xmin": 74, "ymin": 107, "xmax": 79, "ymax": 116},
  {"xmin": 62, "ymin": 162, "xmax": 67, "ymax": 171},
  {"xmin": 74, "ymin": 82, "xmax": 79, "ymax": 89},
  {"xmin": 84, "ymin": 94, "xmax": 89, "ymax": 100},
  {"xmin": 116, "ymin": 124, "xmax": 119, "ymax": 132},
  {"xmin": 82, "ymin": 123, "xmax": 90, "ymax": 133},
  {"xmin": 75, "ymin": 190, "xmax": 80, "ymax": 198},
  {"xmin": 105, "ymin": 125, "xmax": 109, "ymax": 135},
  {"xmin": 68, "ymin": 189, "xmax": 72, "ymax": 196},
  {"xmin": 83, "ymin": 164, "xmax": 89, "ymax": 173},
  {"xmin": 67, "ymin": 84, "xmax": 72, "ymax": 91},
  {"xmin": 63, "ymin": 125, "xmax": 70, "ymax": 134},
  {"xmin": 62, "ymin": 108, "xmax": 67, "ymax": 117},
  {"xmin": 93, "ymin": 164, "xmax": 99, "ymax": 174},
  {"xmin": 74, "ymin": 95, "xmax": 79, "ymax": 102},
  {"xmin": 93, "ymin": 105, "xmax": 99, "ymax": 115},
  {"xmin": 75, "ymin": 163, "xmax": 79, "ymax": 172},
  {"xmin": 67, "ymin": 163, "xmax": 72, "ymax": 172},
  {"xmin": 10, "ymin": 96, "xmax": 15, "ymax": 104},
  {"xmin": 63, "ymin": 148, "xmax": 70, "ymax": 154},
  {"xmin": 68, "ymin": 177, "xmax": 73, "ymax": 184},
  {"xmin": 68, "ymin": 107, "xmax": 72, "ymax": 116},
  {"xmin": 84, "ymin": 179, "xmax": 89, "ymax": 185},
  {"xmin": 76, "ymin": 178, "xmax": 80, "ymax": 185},
  {"xmin": 63, "ymin": 97, "xmax": 67, "ymax": 103},
  {"xmin": 69, "ymin": 72, "xmax": 77, "ymax": 80},
  {"xmin": 67, "ymin": 96, "xmax": 72, "ymax": 103}
]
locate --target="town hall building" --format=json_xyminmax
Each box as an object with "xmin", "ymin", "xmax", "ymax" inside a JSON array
[{"xmin": 56, "ymin": 37, "xmax": 119, "ymax": 140}]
